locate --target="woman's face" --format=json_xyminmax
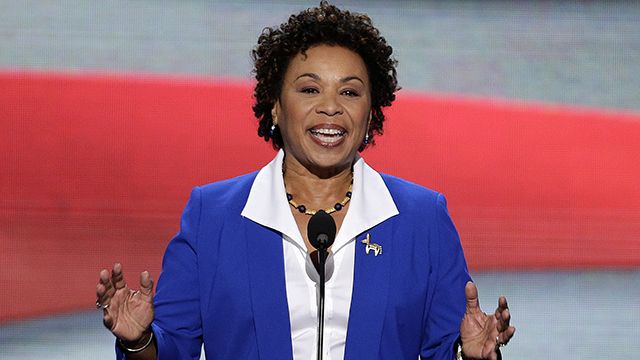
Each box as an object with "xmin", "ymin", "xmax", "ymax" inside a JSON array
[{"xmin": 274, "ymin": 44, "xmax": 372, "ymax": 174}]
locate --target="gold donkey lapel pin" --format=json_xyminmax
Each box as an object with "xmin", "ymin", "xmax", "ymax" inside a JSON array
[{"xmin": 361, "ymin": 233, "xmax": 382, "ymax": 256}]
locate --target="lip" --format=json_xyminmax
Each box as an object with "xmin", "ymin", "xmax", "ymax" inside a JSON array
[{"xmin": 308, "ymin": 123, "xmax": 348, "ymax": 148}]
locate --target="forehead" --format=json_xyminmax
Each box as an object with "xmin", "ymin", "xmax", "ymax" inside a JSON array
[{"xmin": 285, "ymin": 44, "xmax": 369, "ymax": 82}]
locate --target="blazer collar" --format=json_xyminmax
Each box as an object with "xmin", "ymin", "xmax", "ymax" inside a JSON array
[
  {"xmin": 241, "ymin": 150, "xmax": 301, "ymax": 244},
  {"xmin": 241, "ymin": 149, "xmax": 399, "ymax": 250}
]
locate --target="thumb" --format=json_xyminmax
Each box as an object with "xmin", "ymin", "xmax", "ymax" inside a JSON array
[
  {"xmin": 465, "ymin": 281, "xmax": 480, "ymax": 314},
  {"xmin": 139, "ymin": 271, "xmax": 154, "ymax": 301}
]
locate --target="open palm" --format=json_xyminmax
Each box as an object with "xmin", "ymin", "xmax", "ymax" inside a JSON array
[
  {"xmin": 96, "ymin": 263, "xmax": 155, "ymax": 342},
  {"xmin": 459, "ymin": 282, "xmax": 515, "ymax": 360}
]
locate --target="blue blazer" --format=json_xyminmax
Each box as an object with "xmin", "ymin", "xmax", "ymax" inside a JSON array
[{"xmin": 116, "ymin": 172, "xmax": 471, "ymax": 360}]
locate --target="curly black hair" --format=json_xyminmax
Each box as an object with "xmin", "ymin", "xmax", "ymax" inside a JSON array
[{"xmin": 252, "ymin": 1, "xmax": 399, "ymax": 151}]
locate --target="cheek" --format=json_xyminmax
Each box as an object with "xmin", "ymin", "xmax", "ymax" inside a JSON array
[
  {"xmin": 353, "ymin": 107, "xmax": 371, "ymax": 129},
  {"xmin": 281, "ymin": 99, "xmax": 311, "ymax": 123}
]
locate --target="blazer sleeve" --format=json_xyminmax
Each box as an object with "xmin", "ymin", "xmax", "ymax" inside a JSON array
[
  {"xmin": 115, "ymin": 187, "xmax": 204, "ymax": 360},
  {"xmin": 420, "ymin": 193, "xmax": 471, "ymax": 359}
]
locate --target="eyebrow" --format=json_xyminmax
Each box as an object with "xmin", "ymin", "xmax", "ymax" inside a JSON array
[{"xmin": 294, "ymin": 73, "xmax": 365, "ymax": 85}]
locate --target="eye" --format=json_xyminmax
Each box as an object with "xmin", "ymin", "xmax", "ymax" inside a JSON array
[
  {"xmin": 341, "ymin": 89, "xmax": 360, "ymax": 97},
  {"xmin": 300, "ymin": 87, "xmax": 319, "ymax": 94}
]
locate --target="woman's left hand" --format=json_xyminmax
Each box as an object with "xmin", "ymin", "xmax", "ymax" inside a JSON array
[{"xmin": 459, "ymin": 281, "xmax": 516, "ymax": 360}]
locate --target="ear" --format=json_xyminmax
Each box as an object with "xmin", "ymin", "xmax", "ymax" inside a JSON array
[{"xmin": 271, "ymin": 101, "xmax": 280, "ymax": 125}]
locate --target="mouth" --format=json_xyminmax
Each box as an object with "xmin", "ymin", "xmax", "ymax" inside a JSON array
[{"xmin": 309, "ymin": 125, "xmax": 347, "ymax": 147}]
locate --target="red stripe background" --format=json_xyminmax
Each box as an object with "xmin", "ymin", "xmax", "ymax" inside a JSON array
[{"xmin": 1, "ymin": 71, "xmax": 639, "ymax": 322}]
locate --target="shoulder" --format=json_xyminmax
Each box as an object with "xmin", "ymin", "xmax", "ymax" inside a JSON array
[
  {"xmin": 193, "ymin": 171, "xmax": 259, "ymax": 213},
  {"xmin": 380, "ymin": 173, "xmax": 446, "ymax": 215}
]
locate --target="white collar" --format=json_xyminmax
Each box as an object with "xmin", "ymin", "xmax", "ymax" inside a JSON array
[{"xmin": 241, "ymin": 149, "xmax": 399, "ymax": 250}]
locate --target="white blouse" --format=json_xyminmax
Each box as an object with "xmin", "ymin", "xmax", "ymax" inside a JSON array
[{"xmin": 241, "ymin": 150, "xmax": 398, "ymax": 359}]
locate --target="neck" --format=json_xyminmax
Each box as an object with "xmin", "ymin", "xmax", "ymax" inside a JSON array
[{"xmin": 283, "ymin": 155, "xmax": 354, "ymax": 210}]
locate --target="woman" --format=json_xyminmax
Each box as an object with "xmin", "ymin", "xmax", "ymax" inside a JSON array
[{"xmin": 96, "ymin": 2, "xmax": 515, "ymax": 359}]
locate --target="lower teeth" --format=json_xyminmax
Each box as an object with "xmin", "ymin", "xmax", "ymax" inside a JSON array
[{"xmin": 313, "ymin": 134, "xmax": 342, "ymax": 143}]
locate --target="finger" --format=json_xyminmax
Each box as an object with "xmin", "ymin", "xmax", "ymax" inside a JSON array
[
  {"xmin": 99, "ymin": 269, "xmax": 111, "ymax": 284},
  {"xmin": 494, "ymin": 306, "xmax": 509, "ymax": 329},
  {"xmin": 96, "ymin": 287, "xmax": 112, "ymax": 316},
  {"xmin": 97, "ymin": 268, "xmax": 117, "ymax": 312},
  {"xmin": 111, "ymin": 263, "xmax": 126, "ymax": 290},
  {"xmin": 498, "ymin": 325, "xmax": 516, "ymax": 346},
  {"xmin": 103, "ymin": 313, "xmax": 114, "ymax": 330},
  {"xmin": 99, "ymin": 269, "xmax": 115, "ymax": 292},
  {"xmin": 96, "ymin": 283, "xmax": 110, "ymax": 305},
  {"xmin": 99, "ymin": 269, "xmax": 115, "ymax": 295},
  {"xmin": 96, "ymin": 277, "xmax": 107, "ymax": 296},
  {"xmin": 464, "ymin": 281, "xmax": 480, "ymax": 313},
  {"xmin": 498, "ymin": 296, "xmax": 508, "ymax": 311},
  {"xmin": 138, "ymin": 271, "xmax": 154, "ymax": 301},
  {"xmin": 96, "ymin": 281, "xmax": 116, "ymax": 307},
  {"xmin": 497, "ymin": 308, "xmax": 511, "ymax": 331}
]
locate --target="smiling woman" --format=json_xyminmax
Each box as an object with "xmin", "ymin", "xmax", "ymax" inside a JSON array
[
  {"xmin": 95, "ymin": 2, "xmax": 515, "ymax": 360},
  {"xmin": 274, "ymin": 45, "xmax": 371, "ymax": 176},
  {"xmin": 251, "ymin": 1, "xmax": 398, "ymax": 153}
]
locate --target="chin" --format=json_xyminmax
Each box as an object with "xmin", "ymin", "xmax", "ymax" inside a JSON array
[{"xmin": 307, "ymin": 149, "xmax": 356, "ymax": 170}]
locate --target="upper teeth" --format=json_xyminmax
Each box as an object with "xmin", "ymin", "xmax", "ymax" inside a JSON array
[{"xmin": 311, "ymin": 128, "xmax": 345, "ymax": 136}]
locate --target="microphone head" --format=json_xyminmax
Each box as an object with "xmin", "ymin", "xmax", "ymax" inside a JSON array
[{"xmin": 307, "ymin": 210, "xmax": 336, "ymax": 250}]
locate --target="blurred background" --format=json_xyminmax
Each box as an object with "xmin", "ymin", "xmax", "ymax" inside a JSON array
[{"xmin": 1, "ymin": 1, "xmax": 639, "ymax": 359}]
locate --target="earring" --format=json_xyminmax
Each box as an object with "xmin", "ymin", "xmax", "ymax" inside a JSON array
[
  {"xmin": 363, "ymin": 116, "xmax": 371, "ymax": 145},
  {"xmin": 269, "ymin": 123, "xmax": 277, "ymax": 137}
]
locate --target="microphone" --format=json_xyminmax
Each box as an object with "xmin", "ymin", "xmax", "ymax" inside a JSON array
[
  {"xmin": 307, "ymin": 210, "xmax": 336, "ymax": 360},
  {"xmin": 308, "ymin": 209, "xmax": 336, "ymax": 250}
]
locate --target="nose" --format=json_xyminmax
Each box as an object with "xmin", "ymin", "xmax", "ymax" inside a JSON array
[{"xmin": 315, "ymin": 93, "xmax": 343, "ymax": 116}]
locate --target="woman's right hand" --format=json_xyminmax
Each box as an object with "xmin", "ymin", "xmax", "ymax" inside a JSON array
[{"xmin": 96, "ymin": 263, "xmax": 155, "ymax": 343}]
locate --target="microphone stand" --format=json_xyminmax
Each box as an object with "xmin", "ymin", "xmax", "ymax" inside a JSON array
[
  {"xmin": 307, "ymin": 210, "xmax": 335, "ymax": 360},
  {"xmin": 316, "ymin": 246, "xmax": 328, "ymax": 360}
]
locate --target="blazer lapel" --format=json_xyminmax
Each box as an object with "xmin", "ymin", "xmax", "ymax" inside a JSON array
[
  {"xmin": 245, "ymin": 219, "xmax": 294, "ymax": 360},
  {"xmin": 344, "ymin": 220, "xmax": 394, "ymax": 359}
]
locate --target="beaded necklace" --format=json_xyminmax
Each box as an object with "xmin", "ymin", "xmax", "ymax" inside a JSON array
[{"xmin": 285, "ymin": 174, "xmax": 353, "ymax": 216}]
